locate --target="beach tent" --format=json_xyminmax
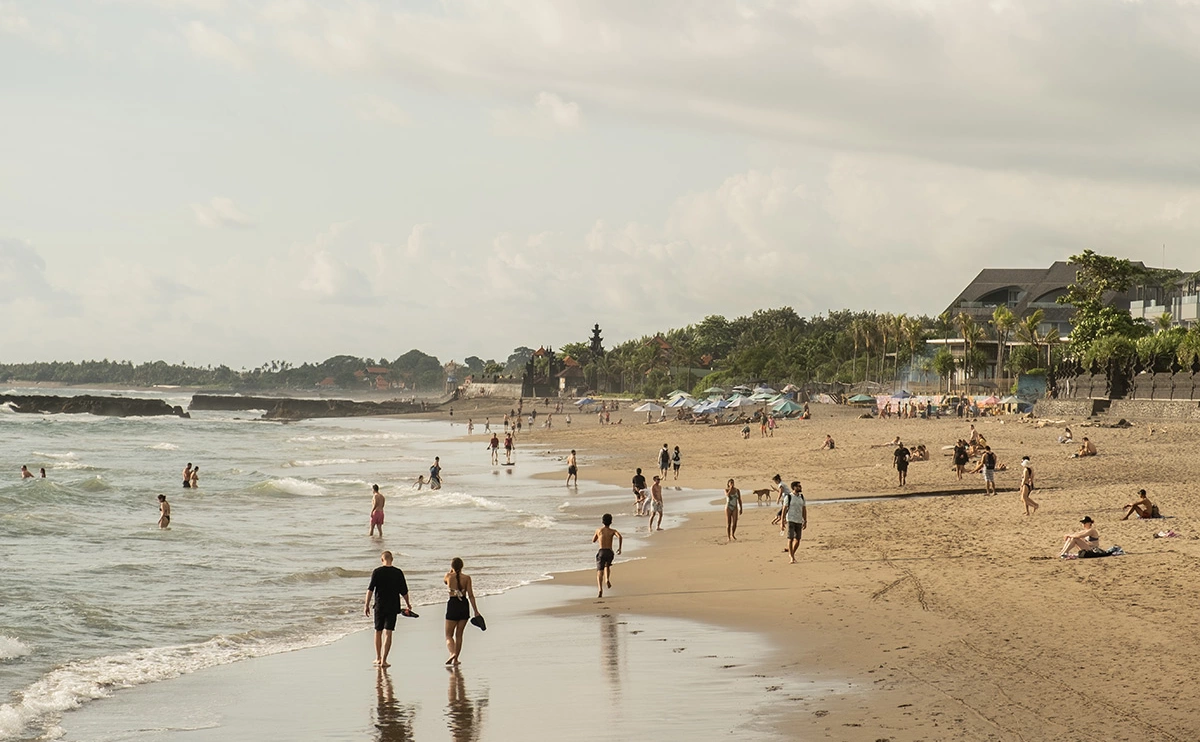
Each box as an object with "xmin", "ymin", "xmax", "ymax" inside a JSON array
[
  {"xmin": 771, "ymin": 399, "xmax": 803, "ymax": 414},
  {"xmin": 666, "ymin": 396, "xmax": 697, "ymax": 408},
  {"xmin": 749, "ymin": 391, "xmax": 776, "ymax": 402},
  {"xmin": 667, "ymin": 390, "xmax": 690, "ymax": 399},
  {"xmin": 726, "ymin": 396, "xmax": 761, "ymax": 409},
  {"xmin": 702, "ymin": 386, "xmax": 725, "ymax": 394},
  {"xmin": 848, "ymin": 393, "xmax": 876, "ymax": 404},
  {"xmin": 574, "ymin": 397, "xmax": 595, "ymax": 406},
  {"xmin": 633, "ymin": 402, "xmax": 665, "ymax": 413},
  {"xmin": 978, "ymin": 396, "xmax": 1000, "ymax": 406}
]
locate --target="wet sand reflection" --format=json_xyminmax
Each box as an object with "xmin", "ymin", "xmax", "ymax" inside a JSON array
[
  {"xmin": 375, "ymin": 668, "xmax": 416, "ymax": 742},
  {"xmin": 446, "ymin": 668, "xmax": 488, "ymax": 742}
]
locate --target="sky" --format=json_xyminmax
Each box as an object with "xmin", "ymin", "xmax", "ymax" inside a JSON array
[{"xmin": 4, "ymin": 0, "xmax": 1200, "ymax": 368}]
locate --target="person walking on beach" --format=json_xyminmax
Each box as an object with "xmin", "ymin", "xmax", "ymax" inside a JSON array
[
  {"xmin": 724, "ymin": 478, "xmax": 742, "ymax": 542},
  {"xmin": 369, "ymin": 484, "xmax": 386, "ymax": 537},
  {"xmin": 782, "ymin": 481, "xmax": 807, "ymax": 564},
  {"xmin": 658, "ymin": 444, "xmax": 670, "ymax": 479},
  {"xmin": 647, "ymin": 476, "xmax": 664, "ymax": 533},
  {"xmin": 157, "ymin": 494, "xmax": 171, "ymax": 529},
  {"xmin": 566, "ymin": 450, "xmax": 578, "ymax": 486},
  {"xmin": 182, "ymin": 463, "xmax": 192, "ymax": 488},
  {"xmin": 444, "ymin": 557, "xmax": 481, "ymax": 666},
  {"xmin": 671, "ymin": 445, "xmax": 681, "ymax": 480},
  {"xmin": 770, "ymin": 474, "xmax": 789, "ymax": 534},
  {"xmin": 592, "ymin": 514, "xmax": 623, "ymax": 598},
  {"xmin": 973, "ymin": 446, "xmax": 997, "ymax": 495},
  {"xmin": 430, "ymin": 457, "xmax": 443, "ymax": 489},
  {"xmin": 893, "ymin": 441, "xmax": 910, "ymax": 487},
  {"xmin": 488, "ymin": 433, "xmax": 500, "ymax": 465},
  {"xmin": 364, "ymin": 551, "xmax": 414, "ymax": 668},
  {"xmin": 503, "ymin": 433, "xmax": 514, "ymax": 464},
  {"xmin": 631, "ymin": 468, "xmax": 648, "ymax": 516},
  {"xmin": 1020, "ymin": 456, "xmax": 1038, "ymax": 515},
  {"xmin": 953, "ymin": 440, "xmax": 969, "ymax": 481}
]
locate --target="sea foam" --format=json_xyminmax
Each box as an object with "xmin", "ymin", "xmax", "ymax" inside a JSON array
[{"xmin": 0, "ymin": 636, "xmax": 31, "ymax": 661}]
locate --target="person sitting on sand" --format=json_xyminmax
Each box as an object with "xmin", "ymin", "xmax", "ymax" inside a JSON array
[
  {"xmin": 741, "ymin": 423, "xmax": 751, "ymax": 439},
  {"xmin": 1059, "ymin": 426, "xmax": 1074, "ymax": 444},
  {"xmin": 911, "ymin": 444, "xmax": 929, "ymax": 462},
  {"xmin": 1122, "ymin": 489, "xmax": 1160, "ymax": 520},
  {"xmin": 1060, "ymin": 516, "xmax": 1101, "ymax": 557},
  {"xmin": 1074, "ymin": 437, "xmax": 1097, "ymax": 458},
  {"xmin": 822, "ymin": 434, "xmax": 835, "ymax": 450}
]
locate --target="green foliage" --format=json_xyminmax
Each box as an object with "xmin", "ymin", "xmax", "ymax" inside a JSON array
[
  {"xmin": 1177, "ymin": 329, "xmax": 1200, "ymax": 369},
  {"xmin": 1082, "ymin": 335, "xmax": 1136, "ymax": 369},
  {"xmin": 1005, "ymin": 345, "xmax": 1040, "ymax": 375},
  {"xmin": 1135, "ymin": 328, "xmax": 1184, "ymax": 372},
  {"xmin": 932, "ymin": 347, "xmax": 956, "ymax": 381},
  {"xmin": 504, "ymin": 347, "xmax": 535, "ymax": 372},
  {"xmin": 1060, "ymin": 250, "xmax": 1152, "ymax": 351}
]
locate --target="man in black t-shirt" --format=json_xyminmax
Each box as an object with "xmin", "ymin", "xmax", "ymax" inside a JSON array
[
  {"xmin": 364, "ymin": 551, "xmax": 413, "ymax": 668},
  {"xmin": 893, "ymin": 442, "xmax": 910, "ymax": 487},
  {"xmin": 632, "ymin": 468, "xmax": 648, "ymax": 516}
]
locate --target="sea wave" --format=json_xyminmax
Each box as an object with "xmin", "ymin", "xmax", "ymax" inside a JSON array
[
  {"xmin": 250, "ymin": 478, "xmax": 327, "ymax": 497},
  {"xmin": 31, "ymin": 452, "xmax": 77, "ymax": 460},
  {"xmin": 77, "ymin": 476, "xmax": 111, "ymax": 492},
  {"xmin": 0, "ymin": 636, "xmax": 31, "ymax": 662},
  {"xmin": 287, "ymin": 432, "xmax": 415, "ymax": 444},
  {"xmin": 283, "ymin": 458, "xmax": 367, "ymax": 468},
  {"xmin": 47, "ymin": 462, "xmax": 99, "ymax": 471},
  {"xmin": 147, "ymin": 442, "xmax": 179, "ymax": 451},
  {"xmin": 519, "ymin": 514, "xmax": 557, "ymax": 529},
  {"xmin": 0, "ymin": 627, "xmax": 354, "ymax": 741},
  {"xmin": 269, "ymin": 566, "xmax": 372, "ymax": 585},
  {"xmin": 408, "ymin": 490, "xmax": 505, "ymax": 511}
]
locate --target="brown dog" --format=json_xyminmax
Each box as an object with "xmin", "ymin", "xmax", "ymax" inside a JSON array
[{"xmin": 752, "ymin": 488, "xmax": 774, "ymax": 504}]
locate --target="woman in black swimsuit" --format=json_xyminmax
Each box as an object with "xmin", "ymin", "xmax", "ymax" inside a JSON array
[
  {"xmin": 444, "ymin": 557, "xmax": 480, "ymax": 665},
  {"xmin": 1060, "ymin": 516, "xmax": 1100, "ymax": 557}
]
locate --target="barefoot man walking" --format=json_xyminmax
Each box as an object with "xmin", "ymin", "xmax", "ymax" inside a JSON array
[{"xmin": 364, "ymin": 551, "xmax": 413, "ymax": 668}]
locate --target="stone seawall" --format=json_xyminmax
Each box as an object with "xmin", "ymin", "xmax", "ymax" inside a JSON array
[
  {"xmin": 1106, "ymin": 399, "xmax": 1200, "ymax": 420},
  {"xmin": 1033, "ymin": 399, "xmax": 1101, "ymax": 419},
  {"xmin": 0, "ymin": 394, "xmax": 189, "ymax": 418}
]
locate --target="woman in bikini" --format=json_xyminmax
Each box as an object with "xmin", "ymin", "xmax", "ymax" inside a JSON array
[
  {"xmin": 724, "ymin": 478, "xmax": 743, "ymax": 542},
  {"xmin": 444, "ymin": 557, "xmax": 480, "ymax": 665},
  {"xmin": 1060, "ymin": 517, "xmax": 1100, "ymax": 557},
  {"xmin": 1019, "ymin": 456, "xmax": 1038, "ymax": 515}
]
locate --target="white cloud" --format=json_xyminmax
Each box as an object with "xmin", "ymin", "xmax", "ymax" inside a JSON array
[
  {"xmin": 354, "ymin": 95, "xmax": 410, "ymax": 126},
  {"xmin": 0, "ymin": 3, "xmax": 65, "ymax": 50},
  {"xmin": 184, "ymin": 20, "xmax": 248, "ymax": 68},
  {"xmin": 0, "ymin": 238, "xmax": 80, "ymax": 314},
  {"xmin": 191, "ymin": 197, "xmax": 253, "ymax": 228},
  {"xmin": 491, "ymin": 92, "xmax": 583, "ymax": 137}
]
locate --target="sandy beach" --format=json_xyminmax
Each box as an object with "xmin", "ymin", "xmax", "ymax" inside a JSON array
[{"xmin": 52, "ymin": 401, "xmax": 1200, "ymax": 741}]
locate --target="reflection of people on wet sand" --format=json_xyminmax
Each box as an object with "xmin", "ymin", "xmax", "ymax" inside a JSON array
[
  {"xmin": 592, "ymin": 514, "xmax": 622, "ymax": 598},
  {"xmin": 446, "ymin": 668, "xmax": 487, "ymax": 742},
  {"xmin": 1060, "ymin": 517, "xmax": 1101, "ymax": 557},
  {"xmin": 374, "ymin": 668, "xmax": 415, "ymax": 742},
  {"xmin": 1122, "ymin": 489, "xmax": 1161, "ymax": 520}
]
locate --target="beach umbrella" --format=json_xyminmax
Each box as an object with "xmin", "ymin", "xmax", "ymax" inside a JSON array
[
  {"xmin": 702, "ymin": 386, "xmax": 725, "ymax": 394},
  {"xmin": 749, "ymin": 391, "xmax": 776, "ymax": 402},
  {"xmin": 633, "ymin": 402, "xmax": 665, "ymax": 413},
  {"xmin": 726, "ymin": 396, "xmax": 761, "ymax": 409},
  {"xmin": 666, "ymin": 396, "xmax": 697, "ymax": 408},
  {"xmin": 754, "ymin": 386, "xmax": 779, "ymax": 395},
  {"xmin": 978, "ymin": 396, "xmax": 1000, "ymax": 406},
  {"xmin": 731, "ymin": 385, "xmax": 752, "ymax": 393},
  {"xmin": 848, "ymin": 394, "xmax": 876, "ymax": 404},
  {"xmin": 999, "ymin": 395, "xmax": 1021, "ymax": 405},
  {"xmin": 574, "ymin": 397, "xmax": 595, "ymax": 406},
  {"xmin": 667, "ymin": 389, "xmax": 690, "ymax": 399},
  {"xmin": 772, "ymin": 399, "xmax": 803, "ymax": 414}
]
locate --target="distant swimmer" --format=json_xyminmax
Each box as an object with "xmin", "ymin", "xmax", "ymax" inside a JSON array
[
  {"xmin": 157, "ymin": 494, "xmax": 171, "ymax": 529},
  {"xmin": 592, "ymin": 514, "xmax": 623, "ymax": 598},
  {"xmin": 182, "ymin": 463, "xmax": 193, "ymax": 489},
  {"xmin": 413, "ymin": 475, "xmax": 426, "ymax": 490},
  {"xmin": 20, "ymin": 465, "xmax": 33, "ymax": 479},
  {"xmin": 369, "ymin": 484, "xmax": 386, "ymax": 537},
  {"xmin": 430, "ymin": 457, "xmax": 443, "ymax": 489},
  {"xmin": 566, "ymin": 450, "xmax": 578, "ymax": 486},
  {"xmin": 190, "ymin": 466, "xmax": 199, "ymax": 489},
  {"xmin": 39, "ymin": 467, "xmax": 46, "ymax": 478}
]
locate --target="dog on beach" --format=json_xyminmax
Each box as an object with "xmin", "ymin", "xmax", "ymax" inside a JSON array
[{"xmin": 752, "ymin": 488, "xmax": 774, "ymax": 504}]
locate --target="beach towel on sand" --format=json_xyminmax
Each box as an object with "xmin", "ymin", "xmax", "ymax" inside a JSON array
[{"xmin": 1079, "ymin": 545, "xmax": 1125, "ymax": 559}]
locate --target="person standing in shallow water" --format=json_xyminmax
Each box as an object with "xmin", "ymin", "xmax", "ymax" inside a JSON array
[
  {"xmin": 566, "ymin": 450, "xmax": 578, "ymax": 486},
  {"xmin": 182, "ymin": 463, "xmax": 192, "ymax": 489},
  {"xmin": 369, "ymin": 484, "xmax": 386, "ymax": 537},
  {"xmin": 157, "ymin": 494, "xmax": 171, "ymax": 529}
]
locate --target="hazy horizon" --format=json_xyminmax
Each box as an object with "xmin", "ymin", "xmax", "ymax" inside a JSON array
[{"xmin": 5, "ymin": 1, "xmax": 1199, "ymax": 368}]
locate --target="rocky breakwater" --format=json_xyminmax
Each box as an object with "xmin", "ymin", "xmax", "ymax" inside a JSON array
[
  {"xmin": 0, "ymin": 394, "xmax": 190, "ymax": 418},
  {"xmin": 260, "ymin": 397, "xmax": 422, "ymax": 421}
]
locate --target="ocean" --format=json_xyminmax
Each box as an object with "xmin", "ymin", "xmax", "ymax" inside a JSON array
[{"xmin": 0, "ymin": 389, "xmax": 631, "ymax": 741}]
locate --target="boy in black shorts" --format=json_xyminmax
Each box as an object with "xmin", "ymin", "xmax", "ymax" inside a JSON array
[{"xmin": 592, "ymin": 514, "xmax": 623, "ymax": 598}]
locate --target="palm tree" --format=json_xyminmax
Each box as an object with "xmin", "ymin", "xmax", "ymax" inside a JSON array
[
  {"xmin": 990, "ymin": 306, "xmax": 1017, "ymax": 386},
  {"xmin": 849, "ymin": 318, "xmax": 862, "ymax": 383},
  {"xmin": 902, "ymin": 315, "xmax": 926, "ymax": 387},
  {"xmin": 891, "ymin": 313, "xmax": 906, "ymax": 383},
  {"xmin": 1014, "ymin": 309, "xmax": 1046, "ymax": 368},
  {"xmin": 1155, "ymin": 312, "xmax": 1174, "ymax": 333},
  {"xmin": 878, "ymin": 313, "xmax": 892, "ymax": 386}
]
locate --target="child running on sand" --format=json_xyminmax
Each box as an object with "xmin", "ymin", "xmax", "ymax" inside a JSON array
[{"xmin": 592, "ymin": 514, "xmax": 622, "ymax": 598}]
